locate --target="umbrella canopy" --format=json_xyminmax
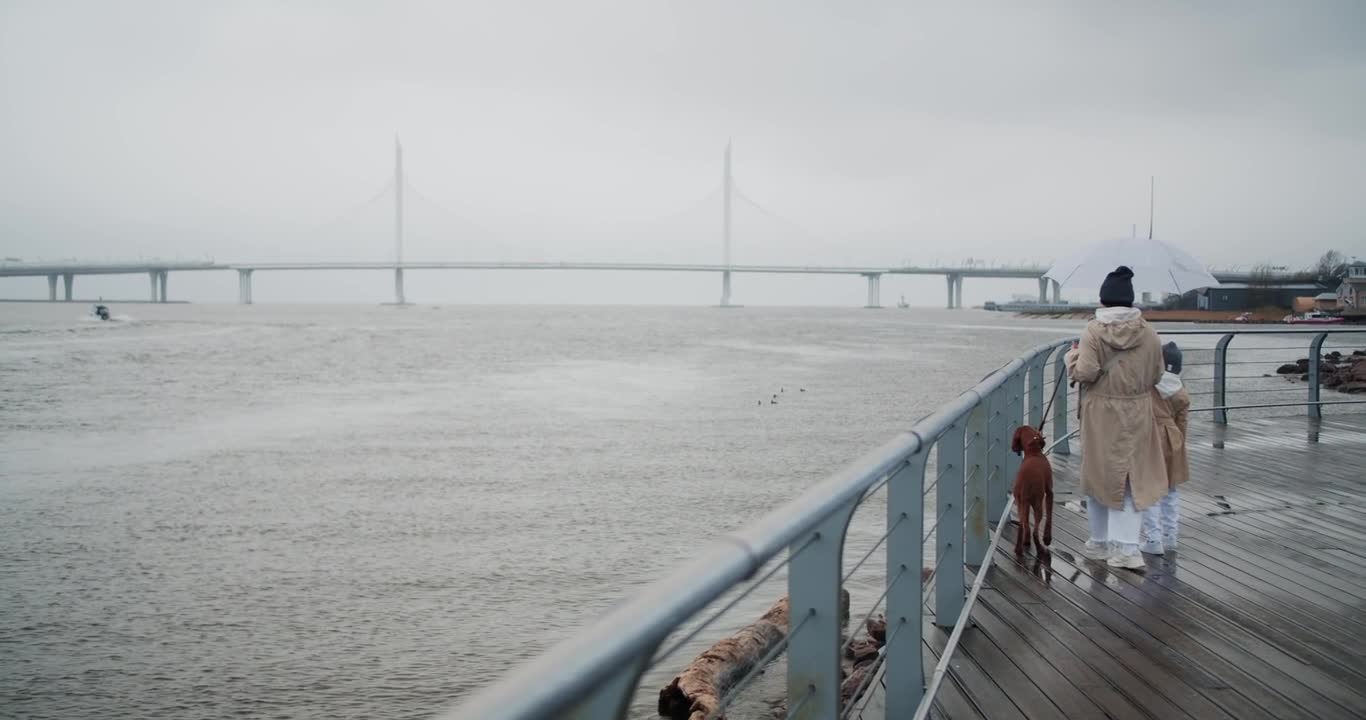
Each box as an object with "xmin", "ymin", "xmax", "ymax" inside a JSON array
[{"xmin": 1045, "ymin": 236, "xmax": 1219, "ymax": 296}]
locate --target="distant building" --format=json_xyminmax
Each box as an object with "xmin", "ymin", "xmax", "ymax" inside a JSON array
[
  {"xmin": 1192, "ymin": 283, "xmax": 1325, "ymax": 312},
  {"xmin": 1336, "ymin": 261, "xmax": 1366, "ymax": 310},
  {"xmin": 1314, "ymin": 292, "xmax": 1342, "ymax": 311}
]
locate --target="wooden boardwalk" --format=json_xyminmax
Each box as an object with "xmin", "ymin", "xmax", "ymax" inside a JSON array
[{"xmin": 922, "ymin": 415, "xmax": 1366, "ymax": 720}]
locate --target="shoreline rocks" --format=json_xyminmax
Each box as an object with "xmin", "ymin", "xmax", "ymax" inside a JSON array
[{"xmin": 1276, "ymin": 350, "xmax": 1366, "ymax": 394}]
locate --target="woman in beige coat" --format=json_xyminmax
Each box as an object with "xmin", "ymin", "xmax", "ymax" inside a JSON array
[{"xmin": 1066, "ymin": 267, "xmax": 1168, "ymax": 570}]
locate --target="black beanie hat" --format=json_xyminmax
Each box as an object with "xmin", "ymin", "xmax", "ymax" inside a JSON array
[
  {"xmin": 1163, "ymin": 341, "xmax": 1183, "ymax": 374},
  {"xmin": 1099, "ymin": 266, "xmax": 1135, "ymax": 307}
]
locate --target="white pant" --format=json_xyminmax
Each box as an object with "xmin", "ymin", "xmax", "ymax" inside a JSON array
[
  {"xmin": 1142, "ymin": 489, "xmax": 1180, "ymax": 541},
  {"xmin": 1087, "ymin": 483, "xmax": 1141, "ymax": 552}
]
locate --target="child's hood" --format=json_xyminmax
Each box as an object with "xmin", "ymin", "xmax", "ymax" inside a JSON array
[{"xmin": 1155, "ymin": 370, "xmax": 1183, "ymax": 399}]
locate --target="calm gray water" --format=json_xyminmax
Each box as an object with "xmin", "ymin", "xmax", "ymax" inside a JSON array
[{"xmin": 0, "ymin": 302, "xmax": 1226, "ymax": 718}]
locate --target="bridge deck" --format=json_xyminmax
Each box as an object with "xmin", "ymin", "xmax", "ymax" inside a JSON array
[{"xmin": 919, "ymin": 415, "xmax": 1366, "ymax": 720}]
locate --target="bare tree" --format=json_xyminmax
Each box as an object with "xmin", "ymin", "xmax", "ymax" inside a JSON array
[
  {"xmin": 1312, "ymin": 250, "xmax": 1349, "ymax": 284},
  {"xmin": 1247, "ymin": 263, "xmax": 1277, "ymax": 308}
]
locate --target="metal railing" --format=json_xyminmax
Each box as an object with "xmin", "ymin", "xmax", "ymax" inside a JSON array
[
  {"xmin": 1159, "ymin": 328, "xmax": 1366, "ymax": 422},
  {"xmin": 441, "ymin": 328, "xmax": 1365, "ymax": 720}
]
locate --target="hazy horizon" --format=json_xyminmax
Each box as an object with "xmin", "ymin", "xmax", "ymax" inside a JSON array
[{"xmin": 3, "ymin": 2, "xmax": 1364, "ymax": 305}]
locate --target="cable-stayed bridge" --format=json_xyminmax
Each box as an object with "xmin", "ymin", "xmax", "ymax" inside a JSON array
[{"xmin": 0, "ymin": 141, "xmax": 1304, "ymax": 307}]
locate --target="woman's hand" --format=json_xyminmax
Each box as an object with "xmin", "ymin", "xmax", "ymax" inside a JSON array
[{"xmin": 1064, "ymin": 341, "xmax": 1082, "ymax": 387}]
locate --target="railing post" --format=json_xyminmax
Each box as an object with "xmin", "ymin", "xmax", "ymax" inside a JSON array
[
  {"xmin": 1309, "ymin": 332, "xmax": 1328, "ymax": 421},
  {"xmin": 964, "ymin": 399, "xmax": 989, "ymax": 565},
  {"xmin": 986, "ymin": 386, "xmax": 1009, "ymax": 523},
  {"xmin": 1051, "ymin": 349, "xmax": 1071, "ymax": 455},
  {"xmin": 1027, "ymin": 356, "xmax": 1045, "ymax": 429},
  {"xmin": 885, "ymin": 451, "xmax": 928, "ymax": 717},
  {"xmin": 935, "ymin": 422, "xmax": 966, "ymax": 627},
  {"xmin": 786, "ymin": 499, "xmax": 858, "ymax": 720},
  {"xmin": 1004, "ymin": 371, "xmax": 1025, "ymax": 502},
  {"xmin": 562, "ymin": 651, "xmax": 655, "ymax": 719},
  {"xmin": 1213, "ymin": 333, "xmax": 1233, "ymax": 425}
]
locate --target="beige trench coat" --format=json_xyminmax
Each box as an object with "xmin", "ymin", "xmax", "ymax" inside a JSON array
[
  {"xmin": 1067, "ymin": 310, "xmax": 1168, "ymax": 511},
  {"xmin": 1153, "ymin": 383, "xmax": 1191, "ymax": 488}
]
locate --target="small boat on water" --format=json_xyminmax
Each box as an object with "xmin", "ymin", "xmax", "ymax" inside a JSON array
[
  {"xmin": 1284, "ymin": 311, "xmax": 1344, "ymax": 325},
  {"xmin": 93, "ymin": 304, "xmax": 111, "ymax": 321}
]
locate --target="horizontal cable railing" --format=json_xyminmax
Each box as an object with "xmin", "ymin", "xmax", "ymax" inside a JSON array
[
  {"xmin": 442, "ymin": 328, "xmax": 1365, "ymax": 720},
  {"xmin": 1162, "ymin": 328, "xmax": 1366, "ymax": 423}
]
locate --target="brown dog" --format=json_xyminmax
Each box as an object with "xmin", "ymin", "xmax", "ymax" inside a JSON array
[{"xmin": 1010, "ymin": 425, "xmax": 1053, "ymax": 558}]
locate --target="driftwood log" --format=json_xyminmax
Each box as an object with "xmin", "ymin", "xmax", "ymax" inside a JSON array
[
  {"xmin": 658, "ymin": 590, "xmax": 850, "ymax": 720},
  {"xmin": 770, "ymin": 568, "xmax": 931, "ymax": 718}
]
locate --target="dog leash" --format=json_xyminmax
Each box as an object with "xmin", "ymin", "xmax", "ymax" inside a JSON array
[{"xmin": 1038, "ymin": 368, "xmax": 1067, "ymax": 433}]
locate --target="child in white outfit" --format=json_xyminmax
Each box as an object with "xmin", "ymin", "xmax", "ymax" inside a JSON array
[{"xmin": 1142, "ymin": 341, "xmax": 1190, "ymax": 554}]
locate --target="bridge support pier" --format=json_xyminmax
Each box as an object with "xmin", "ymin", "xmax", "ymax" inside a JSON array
[
  {"xmin": 62, "ymin": 273, "xmax": 74, "ymax": 302},
  {"xmin": 863, "ymin": 273, "xmax": 882, "ymax": 308},
  {"xmin": 1051, "ymin": 279, "xmax": 1061, "ymax": 304},
  {"xmin": 47, "ymin": 274, "xmax": 57, "ymax": 302},
  {"xmin": 158, "ymin": 271, "xmax": 168, "ymax": 303},
  {"xmin": 719, "ymin": 270, "xmax": 732, "ymax": 307},
  {"xmin": 1038, "ymin": 277, "xmax": 1048, "ymax": 303},
  {"xmin": 394, "ymin": 268, "xmax": 406, "ymax": 305},
  {"xmin": 238, "ymin": 270, "xmax": 254, "ymax": 304},
  {"xmin": 946, "ymin": 274, "xmax": 964, "ymax": 309},
  {"xmin": 149, "ymin": 271, "xmax": 158, "ymax": 302}
]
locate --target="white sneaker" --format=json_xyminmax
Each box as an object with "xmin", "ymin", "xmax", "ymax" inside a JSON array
[
  {"xmin": 1163, "ymin": 534, "xmax": 1178, "ymax": 552},
  {"xmin": 1107, "ymin": 548, "xmax": 1146, "ymax": 571},
  {"xmin": 1139, "ymin": 538, "xmax": 1164, "ymax": 556},
  {"xmin": 1081, "ymin": 540, "xmax": 1110, "ymax": 560}
]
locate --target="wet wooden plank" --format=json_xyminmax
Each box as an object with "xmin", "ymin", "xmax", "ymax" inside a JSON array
[
  {"xmin": 1047, "ymin": 514, "xmax": 1366, "ymax": 717},
  {"xmin": 1132, "ymin": 549, "xmax": 1366, "ymax": 679},
  {"xmin": 1146, "ymin": 530, "xmax": 1366, "ymax": 651},
  {"xmin": 930, "ymin": 415, "xmax": 1366, "ymax": 719},
  {"xmin": 987, "ymin": 561, "xmax": 1226, "ymax": 720},
  {"xmin": 966, "ymin": 595, "xmax": 1110, "ymax": 720},
  {"xmin": 1180, "ymin": 503, "xmax": 1366, "ymax": 579},
  {"xmin": 924, "ymin": 637, "xmax": 985, "ymax": 720},
  {"xmin": 975, "ymin": 589, "xmax": 1154, "ymax": 720},
  {"xmin": 1159, "ymin": 514, "xmax": 1366, "ymax": 611},
  {"xmin": 925, "ymin": 622, "xmax": 1026, "ymax": 720},
  {"xmin": 1171, "ymin": 511, "xmax": 1366, "ymax": 600},
  {"xmin": 1005, "ymin": 545, "xmax": 1294, "ymax": 720},
  {"xmin": 1055, "ymin": 503, "xmax": 1366, "ymax": 665}
]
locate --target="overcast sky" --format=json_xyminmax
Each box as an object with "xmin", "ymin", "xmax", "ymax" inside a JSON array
[{"xmin": 2, "ymin": 1, "xmax": 1364, "ymax": 305}]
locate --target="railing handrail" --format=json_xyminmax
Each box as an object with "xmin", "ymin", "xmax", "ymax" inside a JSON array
[
  {"xmin": 442, "ymin": 328, "xmax": 1366, "ymax": 720},
  {"xmin": 439, "ymin": 338, "xmax": 1071, "ymax": 719},
  {"xmin": 1156, "ymin": 327, "xmax": 1366, "ymax": 335}
]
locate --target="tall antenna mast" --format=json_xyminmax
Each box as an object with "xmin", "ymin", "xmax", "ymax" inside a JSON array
[
  {"xmin": 395, "ymin": 136, "xmax": 405, "ymax": 264},
  {"xmin": 1148, "ymin": 175, "xmax": 1154, "ymax": 240}
]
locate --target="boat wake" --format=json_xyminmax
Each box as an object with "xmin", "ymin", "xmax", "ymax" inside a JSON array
[{"xmin": 78, "ymin": 313, "xmax": 135, "ymax": 324}]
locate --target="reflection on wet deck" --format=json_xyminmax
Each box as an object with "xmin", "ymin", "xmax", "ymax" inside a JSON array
[{"xmin": 917, "ymin": 415, "xmax": 1366, "ymax": 720}]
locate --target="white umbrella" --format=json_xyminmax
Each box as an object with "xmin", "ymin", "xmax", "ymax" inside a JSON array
[{"xmin": 1045, "ymin": 236, "xmax": 1219, "ymax": 296}]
